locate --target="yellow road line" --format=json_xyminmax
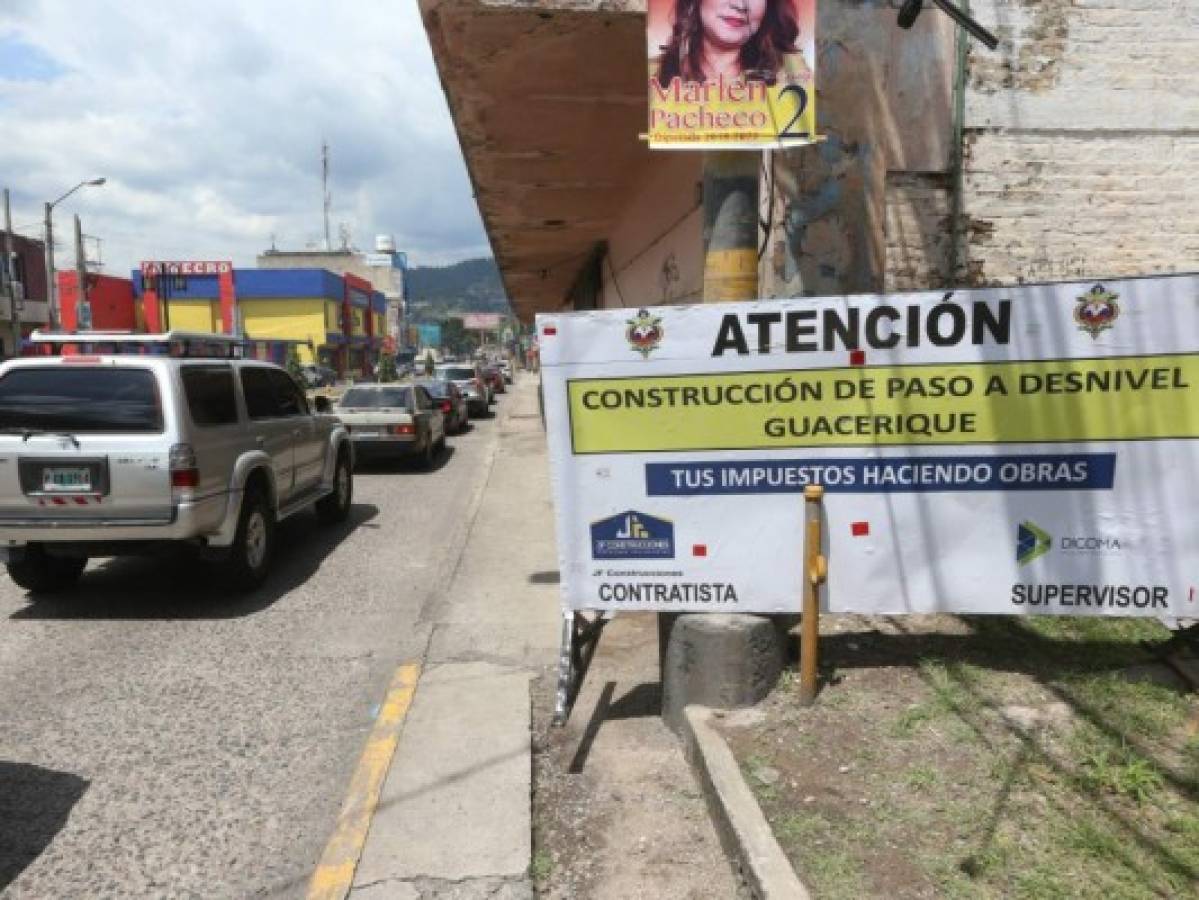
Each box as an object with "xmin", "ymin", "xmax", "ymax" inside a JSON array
[{"xmin": 307, "ymin": 661, "xmax": 422, "ymax": 900}]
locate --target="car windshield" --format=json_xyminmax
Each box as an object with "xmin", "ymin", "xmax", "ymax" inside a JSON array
[
  {"xmin": 0, "ymin": 366, "xmax": 163, "ymax": 433},
  {"xmin": 437, "ymin": 367, "xmax": 475, "ymax": 381},
  {"xmin": 339, "ymin": 387, "xmax": 412, "ymax": 409}
]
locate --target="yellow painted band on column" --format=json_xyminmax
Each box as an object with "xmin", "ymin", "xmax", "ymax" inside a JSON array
[
  {"xmin": 307, "ymin": 661, "xmax": 422, "ymax": 900},
  {"xmin": 567, "ymin": 354, "xmax": 1199, "ymax": 453},
  {"xmin": 703, "ymin": 248, "xmax": 759, "ymax": 302}
]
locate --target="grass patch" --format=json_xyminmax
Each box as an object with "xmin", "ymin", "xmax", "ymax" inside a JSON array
[
  {"xmin": 904, "ymin": 763, "xmax": 938, "ymax": 790},
  {"xmin": 529, "ymin": 849, "xmax": 553, "ymax": 881},
  {"xmin": 733, "ymin": 616, "xmax": 1199, "ymax": 900},
  {"xmin": 1078, "ymin": 746, "xmax": 1164, "ymax": 802},
  {"xmin": 1057, "ymin": 671, "xmax": 1189, "ymax": 740}
]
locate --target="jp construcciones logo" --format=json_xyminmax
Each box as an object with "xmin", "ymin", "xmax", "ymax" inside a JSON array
[
  {"xmin": 591, "ymin": 510, "xmax": 675, "ymax": 559},
  {"xmin": 1016, "ymin": 520, "xmax": 1052, "ymax": 566}
]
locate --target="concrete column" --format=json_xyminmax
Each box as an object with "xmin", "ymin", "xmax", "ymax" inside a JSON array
[{"xmin": 660, "ymin": 151, "xmax": 789, "ymax": 733}]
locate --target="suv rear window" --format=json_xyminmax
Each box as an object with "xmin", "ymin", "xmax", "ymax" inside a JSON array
[
  {"xmin": 438, "ymin": 367, "xmax": 476, "ymax": 381},
  {"xmin": 0, "ymin": 366, "xmax": 163, "ymax": 433},
  {"xmin": 182, "ymin": 365, "xmax": 238, "ymax": 426}
]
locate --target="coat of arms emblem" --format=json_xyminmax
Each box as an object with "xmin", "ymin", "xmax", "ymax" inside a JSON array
[
  {"xmin": 1074, "ymin": 284, "xmax": 1120, "ymax": 339},
  {"xmin": 626, "ymin": 309, "xmax": 664, "ymax": 358}
]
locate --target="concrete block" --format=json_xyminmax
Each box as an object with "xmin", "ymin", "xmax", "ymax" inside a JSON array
[
  {"xmin": 662, "ymin": 614, "xmax": 785, "ymax": 735},
  {"xmin": 681, "ymin": 705, "xmax": 811, "ymax": 900}
]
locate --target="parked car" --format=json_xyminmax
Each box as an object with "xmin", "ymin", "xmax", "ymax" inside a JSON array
[
  {"xmin": 497, "ymin": 359, "xmax": 513, "ymax": 384},
  {"xmin": 435, "ymin": 364, "xmax": 490, "ymax": 416},
  {"xmin": 337, "ymin": 384, "xmax": 445, "ymax": 468},
  {"xmin": 0, "ymin": 349, "xmax": 354, "ymax": 593},
  {"xmin": 482, "ymin": 366, "xmax": 506, "ymax": 396},
  {"xmin": 300, "ymin": 363, "xmax": 338, "ymax": 388},
  {"xmin": 417, "ymin": 379, "xmax": 469, "ymax": 435}
]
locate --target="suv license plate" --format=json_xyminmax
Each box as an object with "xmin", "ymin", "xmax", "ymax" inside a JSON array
[{"xmin": 43, "ymin": 467, "xmax": 91, "ymax": 492}]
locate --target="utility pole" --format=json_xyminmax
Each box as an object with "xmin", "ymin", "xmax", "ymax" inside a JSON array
[
  {"xmin": 2, "ymin": 189, "xmax": 17, "ymax": 357},
  {"xmin": 43, "ymin": 201, "xmax": 57, "ymax": 329},
  {"xmin": 74, "ymin": 214, "xmax": 89, "ymax": 330},
  {"xmin": 322, "ymin": 140, "xmax": 332, "ymax": 252}
]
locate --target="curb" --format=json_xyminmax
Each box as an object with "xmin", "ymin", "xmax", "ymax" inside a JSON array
[{"xmin": 681, "ymin": 705, "xmax": 811, "ymax": 900}]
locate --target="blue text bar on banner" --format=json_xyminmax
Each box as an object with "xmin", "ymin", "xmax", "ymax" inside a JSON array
[{"xmin": 645, "ymin": 453, "xmax": 1117, "ymax": 496}]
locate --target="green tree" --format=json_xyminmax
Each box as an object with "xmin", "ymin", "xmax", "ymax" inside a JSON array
[
  {"xmin": 377, "ymin": 353, "xmax": 399, "ymax": 383},
  {"xmin": 285, "ymin": 347, "xmax": 305, "ymax": 381}
]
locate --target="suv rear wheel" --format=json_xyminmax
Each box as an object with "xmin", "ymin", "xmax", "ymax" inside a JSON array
[
  {"xmin": 316, "ymin": 451, "xmax": 352, "ymax": 525},
  {"xmin": 228, "ymin": 487, "xmax": 274, "ymax": 591},
  {"xmin": 6, "ymin": 547, "xmax": 87, "ymax": 594}
]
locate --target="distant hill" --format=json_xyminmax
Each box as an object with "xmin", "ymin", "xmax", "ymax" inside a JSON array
[{"xmin": 406, "ymin": 257, "xmax": 510, "ymax": 316}]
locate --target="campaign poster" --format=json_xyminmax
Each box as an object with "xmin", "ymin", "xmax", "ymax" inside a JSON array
[
  {"xmin": 539, "ymin": 275, "xmax": 1199, "ymax": 618},
  {"xmin": 647, "ymin": 0, "xmax": 817, "ymax": 149}
]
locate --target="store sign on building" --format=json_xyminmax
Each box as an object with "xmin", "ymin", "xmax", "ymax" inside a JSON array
[
  {"xmin": 647, "ymin": 0, "xmax": 818, "ymax": 149},
  {"xmin": 539, "ymin": 275, "xmax": 1199, "ymax": 617},
  {"xmin": 140, "ymin": 261, "xmax": 232, "ymax": 276}
]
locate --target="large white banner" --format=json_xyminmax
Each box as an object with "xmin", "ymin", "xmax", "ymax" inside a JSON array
[{"xmin": 539, "ymin": 275, "xmax": 1199, "ymax": 617}]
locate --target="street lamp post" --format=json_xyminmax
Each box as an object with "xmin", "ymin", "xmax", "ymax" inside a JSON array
[{"xmin": 44, "ymin": 177, "xmax": 105, "ymax": 329}]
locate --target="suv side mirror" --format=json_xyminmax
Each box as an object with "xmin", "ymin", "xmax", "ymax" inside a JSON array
[{"xmin": 314, "ymin": 395, "xmax": 331, "ymax": 414}]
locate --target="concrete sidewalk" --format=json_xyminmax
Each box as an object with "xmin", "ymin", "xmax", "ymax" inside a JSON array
[{"xmin": 350, "ymin": 375, "xmax": 560, "ymax": 899}]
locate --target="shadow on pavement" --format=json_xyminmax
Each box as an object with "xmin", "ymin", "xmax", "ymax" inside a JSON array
[
  {"xmin": 8, "ymin": 502, "xmax": 378, "ymax": 621},
  {"xmin": 0, "ymin": 761, "xmax": 89, "ymax": 891},
  {"xmin": 353, "ymin": 445, "xmax": 456, "ymax": 475},
  {"xmin": 567, "ymin": 681, "xmax": 661, "ymax": 775}
]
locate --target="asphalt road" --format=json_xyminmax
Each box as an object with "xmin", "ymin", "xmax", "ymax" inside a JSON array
[{"xmin": 0, "ymin": 404, "xmax": 505, "ymax": 898}]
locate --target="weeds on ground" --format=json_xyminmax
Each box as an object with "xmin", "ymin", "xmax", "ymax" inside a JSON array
[
  {"xmin": 1071, "ymin": 730, "xmax": 1165, "ymax": 803},
  {"xmin": 733, "ymin": 616, "xmax": 1199, "ymax": 899},
  {"xmin": 529, "ymin": 849, "xmax": 553, "ymax": 882}
]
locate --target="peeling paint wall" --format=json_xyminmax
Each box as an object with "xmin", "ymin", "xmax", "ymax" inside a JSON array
[{"xmin": 761, "ymin": 3, "xmax": 956, "ymax": 299}]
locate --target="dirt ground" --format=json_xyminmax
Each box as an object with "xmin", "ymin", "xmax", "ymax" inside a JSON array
[
  {"xmin": 720, "ymin": 614, "xmax": 1199, "ymax": 899},
  {"xmin": 531, "ymin": 613, "xmax": 747, "ymax": 899}
]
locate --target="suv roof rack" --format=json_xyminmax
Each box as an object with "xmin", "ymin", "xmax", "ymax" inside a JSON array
[{"xmin": 28, "ymin": 330, "xmax": 315, "ymax": 359}]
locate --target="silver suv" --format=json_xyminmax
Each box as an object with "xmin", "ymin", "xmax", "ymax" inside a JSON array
[{"xmin": 0, "ymin": 344, "xmax": 353, "ymax": 593}]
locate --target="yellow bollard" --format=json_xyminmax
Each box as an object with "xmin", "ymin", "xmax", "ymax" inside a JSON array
[{"xmin": 799, "ymin": 484, "xmax": 827, "ymax": 706}]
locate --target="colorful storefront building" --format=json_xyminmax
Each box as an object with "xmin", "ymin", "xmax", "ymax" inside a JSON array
[{"xmin": 59, "ymin": 263, "xmax": 387, "ymax": 377}]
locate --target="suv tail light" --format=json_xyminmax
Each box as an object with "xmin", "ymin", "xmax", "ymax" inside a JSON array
[
  {"xmin": 169, "ymin": 443, "xmax": 199, "ymax": 490},
  {"xmin": 440, "ymin": 400, "xmax": 452, "ymax": 413},
  {"xmin": 390, "ymin": 423, "xmax": 415, "ymax": 436}
]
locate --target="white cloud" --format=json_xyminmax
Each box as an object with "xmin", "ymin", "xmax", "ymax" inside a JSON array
[{"xmin": 0, "ymin": 0, "xmax": 490, "ymax": 275}]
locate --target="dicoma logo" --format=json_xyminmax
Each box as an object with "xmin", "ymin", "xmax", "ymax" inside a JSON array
[
  {"xmin": 1016, "ymin": 521, "xmax": 1051, "ymax": 566},
  {"xmin": 591, "ymin": 511, "xmax": 674, "ymax": 559},
  {"xmin": 1017, "ymin": 520, "xmax": 1124, "ymax": 565}
]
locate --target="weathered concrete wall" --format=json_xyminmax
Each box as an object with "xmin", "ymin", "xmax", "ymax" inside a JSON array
[
  {"xmin": 600, "ymin": 153, "xmax": 704, "ymax": 308},
  {"xmin": 883, "ymin": 173, "xmax": 954, "ymax": 292},
  {"xmin": 766, "ymin": 0, "xmax": 1199, "ymax": 297},
  {"xmin": 761, "ymin": 4, "xmax": 956, "ymax": 299},
  {"xmin": 960, "ymin": 132, "xmax": 1199, "ymax": 286},
  {"xmin": 955, "ymin": 0, "xmax": 1199, "ymax": 286}
]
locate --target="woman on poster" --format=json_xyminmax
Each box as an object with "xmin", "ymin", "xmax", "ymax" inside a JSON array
[{"xmin": 652, "ymin": 0, "xmax": 812, "ymax": 87}]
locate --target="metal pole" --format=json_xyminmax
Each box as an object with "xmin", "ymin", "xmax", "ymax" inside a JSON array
[
  {"xmin": 74, "ymin": 214, "xmax": 88, "ymax": 330},
  {"xmin": 44, "ymin": 201, "xmax": 57, "ymax": 329},
  {"xmin": 2, "ymin": 190, "xmax": 17, "ymax": 356},
  {"xmin": 799, "ymin": 484, "xmax": 827, "ymax": 706}
]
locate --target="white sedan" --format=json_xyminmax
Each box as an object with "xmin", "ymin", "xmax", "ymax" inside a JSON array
[{"xmin": 337, "ymin": 383, "xmax": 446, "ymax": 469}]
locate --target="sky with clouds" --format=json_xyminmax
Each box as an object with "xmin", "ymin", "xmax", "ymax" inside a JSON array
[{"xmin": 0, "ymin": 0, "xmax": 491, "ymax": 276}]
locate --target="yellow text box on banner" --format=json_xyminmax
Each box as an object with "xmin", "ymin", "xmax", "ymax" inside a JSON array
[{"xmin": 567, "ymin": 354, "xmax": 1199, "ymax": 453}]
